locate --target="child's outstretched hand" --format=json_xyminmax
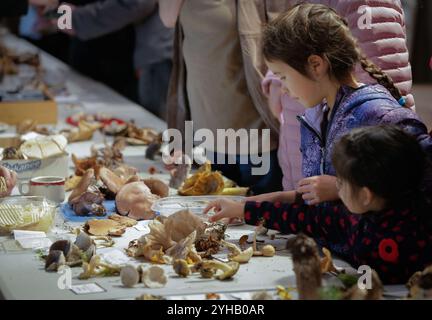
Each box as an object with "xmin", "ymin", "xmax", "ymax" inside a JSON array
[
  {"xmin": 203, "ymin": 199, "xmax": 245, "ymax": 222},
  {"xmin": 296, "ymin": 175, "xmax": 339, "ymax": 205}
]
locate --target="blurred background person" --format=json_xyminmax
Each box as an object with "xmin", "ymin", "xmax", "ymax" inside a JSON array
[
  {"xmin": 159, "ymin": 0, "xmax": 287, "ymax": 195},
  {"xmin": 56, "ymin": 0, "xmax": 173, "ymax": 118},
  {"xmin": 411, "ymin": 0, "xmax": 432, "ymax": 83}
]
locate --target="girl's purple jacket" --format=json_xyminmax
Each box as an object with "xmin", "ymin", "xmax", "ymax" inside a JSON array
[{"xmin": 299, "ymin": 84, "xmax": 432, "ymax": 179}]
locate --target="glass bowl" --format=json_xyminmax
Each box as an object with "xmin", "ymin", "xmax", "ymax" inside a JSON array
[{"xmin": 0, "ymin": 196, "xmax": 57, "ymax": 235}]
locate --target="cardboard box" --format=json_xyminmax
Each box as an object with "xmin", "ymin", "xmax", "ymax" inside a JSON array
[
  {"xmin": 0, "ymin": 135, "xmax": 68, "ymax": 181},
  {"xmin": 0, "ymin": 155, "xmax": 69, "ymax": 181},
  {"xmin": 0, "ymin": 99, "xmax": 57, "ymax": 125}
]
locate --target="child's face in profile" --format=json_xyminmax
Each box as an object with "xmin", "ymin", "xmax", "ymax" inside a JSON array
[
  {"xmin": 336, "ymin": 177, "xmax": 369, "ymax": 214},
  {"xmin": 266, "ymin": 59, "xmax": 326, "ymax": 108}
]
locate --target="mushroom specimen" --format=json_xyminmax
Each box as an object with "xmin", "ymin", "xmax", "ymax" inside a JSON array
[
  {"xmin": 141, "ymin": 266, "xmax": 167, "ymax": 288},
  {"xmin": 342, "ymin": 270, "xmax": 383, "ymax": 300},
  {"xmin": 2, "ymin": 147, "xmax": 24, "ymax": 160},
  {"xmin": 125, "ymin": 210, "xmax": 216, "ymax": 264},
  {"xmin": 20, "ymin": 134, "xmax": 68, "ymax": 159},
  {"xmin": 320, "ymin": 247, "xmax": 342, "ymax": 274},
  {"xmin": 44, "ymin": 236, "xmax": 96, "ymax": 272},
  {"xmin": 142, "ymin": 178, "xmax": 169, "ymax": 198},
  {"xmin": 290, "ymin": 234, "xmax": 322, "ymax": 300},
  {"xmin": 195, "ymin": 222, "xmax": 226, "ymax": 257},
  {"xmin": 78, "ymin": 255, "xmax": 122, "ymax": 280},
  {"xmin": 71, "ymin": 191, "xmax": 106, "ymax": 217},
  {"xmin": 178, "ymin": 162, "xmax": 225, "ymax": 196},
  {"xmin": 250, "ymin": 232, "xmax": 275, "ymax": 257},
  {"xmin": 173, "ymin": 259, "xmax": 191, "ymax": 278},
  {"xmin": 68, "ymin": 168, "xmax": 107, "ymax": 216},
  {"xmin": 120, "ymin": 265, "xmax": 141, "ymax": 288},
  {"xmin": 84, "ymin": 219, "xmax": 127, "ymax": 237},
  {"xmin": 221, "ymin": 240, "xmax": 253, "ymax": 264},
  {"xmin": 61, "ymin": 120, "xmax": 102, "ymax": 143},
  {"xmin": 251, "ymin": 291, "xmax": 273, "ymax": 300},
  {"xmin": 407, "ymin": 265, "xmax": 432, "ymax": 299},
  {"xmin": 196, "ymin": 260, "xmax": 240, "ymax": 280},
  {"xmin": 115, "ymin": 181, "xmax": 158, "ymax": 220},
  {"xmin": 261, "ymin": 245, "xmax": 276, "ymax": 257}
]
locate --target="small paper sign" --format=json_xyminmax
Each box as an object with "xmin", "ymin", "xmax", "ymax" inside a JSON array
[{"xmin": 70, "ymin": 283, "xmax": 106, "ymax": 295}]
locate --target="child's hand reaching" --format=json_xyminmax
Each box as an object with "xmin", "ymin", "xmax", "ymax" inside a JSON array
[
  {"xmin": 203, "ymin": 199, "xmax": 245, "ymax": 222},
  {"xmin": 296, "ymin": 175, "xmax": 339, "ymax": 205}
]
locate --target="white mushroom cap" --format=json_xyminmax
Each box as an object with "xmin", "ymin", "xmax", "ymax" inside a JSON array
[
  {"xmin": 141, "ymin": 266, "xmax": 167, "ymax": 288},
  {"xmin": 120, "ymin": 265, "xmax": 140, "ymax": 288}
]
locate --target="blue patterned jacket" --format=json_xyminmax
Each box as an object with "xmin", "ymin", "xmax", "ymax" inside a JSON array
[{"xmin": 298, "ymin": 84, "xmax": 432, "ymax": 178}]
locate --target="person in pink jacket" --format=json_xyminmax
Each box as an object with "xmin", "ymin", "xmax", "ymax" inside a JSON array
[{"xmin": 262, "ymin": 0, "xmax": 415, "ymax": 191}]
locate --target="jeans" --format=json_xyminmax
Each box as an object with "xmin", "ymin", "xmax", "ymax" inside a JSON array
[{"xmin": 210, "ymin": 150, "xmax": 283, "ymax": 195}]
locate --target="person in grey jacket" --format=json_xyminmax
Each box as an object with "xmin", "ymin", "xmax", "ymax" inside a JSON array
[
  {"xmin": 0, "ymin": 0, "xmax": 57, "ymax": 17},
  {"xmin": 62, "ymin": 0, "xmax": 174, "ymax": 119}
]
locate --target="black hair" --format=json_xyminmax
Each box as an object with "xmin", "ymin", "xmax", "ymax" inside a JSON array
[{"xmin": 332, "ymin": 125, "xmax": 430, "ymax": 215}]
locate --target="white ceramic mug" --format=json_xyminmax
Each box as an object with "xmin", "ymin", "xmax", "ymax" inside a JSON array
[{"xmin": 19, "ymin": 176, "xmax": 65, "ymax": 204}]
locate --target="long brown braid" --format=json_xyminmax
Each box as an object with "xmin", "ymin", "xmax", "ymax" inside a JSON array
[
  {"xmin": 262, "ymin": 3, "xmax": 404, "ymax": 104},
  {"xmin": 359, "ymin": 54, "xmax": 403, "ymax": 102}
]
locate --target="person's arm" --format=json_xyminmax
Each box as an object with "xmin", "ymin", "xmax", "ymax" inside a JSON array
[
  {"xmin": 244, "ymin": 201, "xmax": 350, "ymax": 243},
  {"xmin": 68, "ymin": 0, "xmax": 157, "ymax": 41},
  {"xmin": 158, "ymin": 0, "xmax": 184, "ymax": 28},
  {"xmin": 246, "ymin": 190, "xmax": 296, "ymax": 204}
]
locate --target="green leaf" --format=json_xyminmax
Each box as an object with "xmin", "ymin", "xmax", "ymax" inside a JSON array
[
  {"xmin": 337, "ymin": 273, "xmax": 359, "ymax": 288},
  {"xmin": 319, "ymin": 286, "xmax": 343, "ymax": 300}
]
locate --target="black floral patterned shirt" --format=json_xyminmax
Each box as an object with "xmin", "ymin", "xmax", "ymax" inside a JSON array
[{"xmin": 244, "ymin": 201, "xmax": 432, "ymax": 284}]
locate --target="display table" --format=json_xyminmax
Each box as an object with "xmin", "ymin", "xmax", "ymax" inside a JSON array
[{"xmin": 0, "ymin": 34, "xmax": 408, "ymax": 300}]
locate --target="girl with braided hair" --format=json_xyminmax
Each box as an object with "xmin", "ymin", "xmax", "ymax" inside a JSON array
[{"xmin": 244, "ymin": 3, "xmax": 432, "ymax": 256}]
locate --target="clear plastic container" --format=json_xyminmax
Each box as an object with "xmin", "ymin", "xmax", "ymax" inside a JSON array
[
  {"xmin": 151, "ymin": 195, "xmax": 245, "ymax": 217},
  {"xmin": 0, "ymin": 196, "xmax": 57, "ymax": 235}
]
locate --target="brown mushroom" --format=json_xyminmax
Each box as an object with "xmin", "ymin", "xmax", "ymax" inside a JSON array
[
  {"xmin": 143, "ymin": 178, "xmax": 169, "ymax": 198},
  {"xmin": 99, "ymin": 167, "xmax": 126, "ymax": 194},
  {"xmin": 68, "ymin": 168, "xmax": 94, "ymax": 203},
  {"xmin": 290, "ymin": 234, "xmax": 322, "ymax": 300}
]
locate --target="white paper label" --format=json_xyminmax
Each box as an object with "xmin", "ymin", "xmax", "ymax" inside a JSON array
[
  {"xmin": 70, "ymin": 283, "xmax": 105, "ymax": 295},
  {"xmin": 99, "ymin": 249, "xmax": 131, "ymax": 265},
  {"xmin": 17, "ymin": 237, "xmax": 52, "ymax": 249},
  {"xmin": 14, "ymin": 230, "xmax": 46, "ymax": 240}
]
